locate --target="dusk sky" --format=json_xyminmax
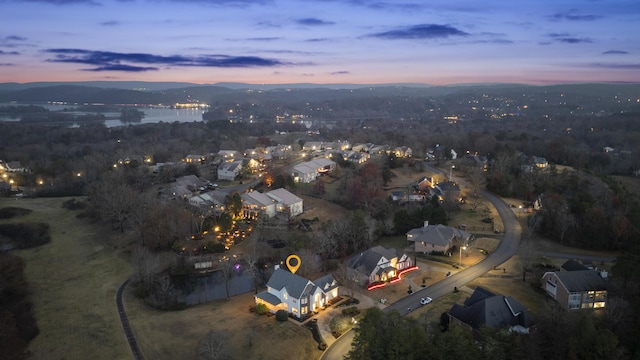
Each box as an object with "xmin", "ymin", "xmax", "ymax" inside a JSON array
[{"xmin": 0, "ymin": 0, "xmax": 638, "ymax": 85}]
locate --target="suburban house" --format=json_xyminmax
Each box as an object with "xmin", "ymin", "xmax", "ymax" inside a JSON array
[
  {"xmin": 347, "ymin": 245, "xmax": 416, "ymax": 287},
  {"xmin": 292, "ymin": 158, "xmax": 337, "ymax": 183},
  {"xmin": 218, "ymin": 150, "xmax": 240, "ymax": 162},
  {"xmin": 533, "ymin": 156, "xmax": 549, "ymax": 169},
  {"xmin": 302, "ymin": 141, "xmax": 324, "ymax": 152},
  {"xmin": 183, "ymin": 154, "xmax": 206, "ymax": 164},
  {"xmin": 415, "ymin": 176, "xmax": 436, "ymax": 191},
  {"xmin": 1, "ymin": 161, "xmax": 30, "ymax": 173},
  {"xmin": 541, "ymin": 260, "xmax": 608, "ymax": 310},
  {"xmin": 461, "ymin": 154, "xmax": 488, "ymax": 171},
  {"xmin": 292, "ymin": 163, "xmax": 318, "ymax": 184},
  {"xmin": 266, "ymin": 145, "xmax": 292, "ymax": 160},
  {"xmin": 254, "ymin": 268, "xmax": 339, "ymax": 319},
  {"xmin": 346, "ymin": 151, "xmax": 370, "ymax": 164},
  {"xmin": 391, "ymin": 146, "xmax": 412, "ymax": 158},
  {"xmin": 390, "ymin": 191, "xmax": 408, "ymax": 202},
  {"xmin": 266, "ymin": 188, "xmax": 304, "ymax": 218},
  {"xmin": 433, "ymin": 181, "xmax": 461, "ymax": 202},
  {"xmin": 406, "ymin": 222, "xmax": 471, "ymax": 254},
  {"xmin": 448, "ymin": 287, "xmax": 534, "ymax": 334},
  {"xmin": 188, "ymin": 192, "xmax": 225, "ymax": 214},
  {"xmin": 241, "ymin": 190, "xmax": 276, "ymax": 219},
  {"xmin": 217, "ymin": 160, "xmax": 243, "ymax": 181},
  {"xmin": 323, "ymin": 141, "xmax": 350, "ymax": 151}
]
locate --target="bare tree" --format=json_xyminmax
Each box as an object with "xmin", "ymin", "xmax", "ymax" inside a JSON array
[
  {"xmin": 154, "ymin": 272, "xmax": 175, "ymax": 308},
  {"xmin": 219, "ymin": 256, "xmax": 234, "ymax": 300},
  {"xmin": 131, "ymin": 246, "xmax": 160, "ymax": 292},
  {"xmin": 198, "ymin": 330, "xmax": 233, "ymax": 360},
  {"xmin": 466, "ymin": 167, "xmax": 486, "ymax": 198}
]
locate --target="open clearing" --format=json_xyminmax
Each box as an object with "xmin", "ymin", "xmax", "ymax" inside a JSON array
[{"xmin": 4, "ymin": 197, "xmax": 131, "ymax": 360}]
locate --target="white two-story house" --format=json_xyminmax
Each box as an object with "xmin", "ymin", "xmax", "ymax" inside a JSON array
[{"xmin": 255, "ymin": 268, "xmax": 339, "ymax": 319}]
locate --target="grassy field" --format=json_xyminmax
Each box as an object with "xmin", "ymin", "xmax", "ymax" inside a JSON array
[
  {"xmin": 5, "ymin": 197, "xmax": 321, "ymax": 360},
  {"xmin": 3, "ymin": 197, "xmax": 132, "ymax": 360}
]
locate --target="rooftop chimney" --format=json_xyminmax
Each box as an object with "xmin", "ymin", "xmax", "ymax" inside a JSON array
[{"xmin": 424, "ymin": 220, "xmax": 429, "ymax": 228}]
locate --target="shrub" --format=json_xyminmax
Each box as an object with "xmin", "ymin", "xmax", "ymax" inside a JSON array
[
  {"xmin": 0, "ymin": 222, "xmax": 51, "ymax": 249},
  {"xmin": 0, "ymin": 207, "xmax": 32, "ymax": 219},
  {"xmin": 255, "ymin": 303, "xmax": 268, "ymax": 315},
  {"xmin": 275, "ymin": 310, "xmax": 289, "ymax": 322},
  {"xmin": 61, "ymin": 198, "xmax": 86, "ymax": 210},
  {"xmin": 341, "ymin": 306, "xmax": 359, "ymax": 317}
]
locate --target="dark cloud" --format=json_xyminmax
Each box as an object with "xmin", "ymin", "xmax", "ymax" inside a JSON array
[
  {"xmin": 245, "ymin": 37, "xmax": 281, "ymax": 41},
  {"xmin": 296, "ymin": 18, "xmax": 335, "ymax": 26},
  {"xmin": 602, "ymin": 50, "xmax": 628, "ymax": 55},
  {"xmin": 305, "ymin": 38, "xmax": 330, "ymax": 42},
  {"xmin": 44, "ymin": 48, "xmax": 289, "ymax": 72},
  {"xmin": 5, "ymin": 35, "xmax": 27, "ymax": 42},
  {"xmin": 369, "ymin": 24, "xmax": 469, "ymax": 40},
  {"xmin": 0, "ymin": 63, "xmax": 15, "ymax": 66},
  {"xmin": 0, "ymin": 50, "xmax": 20, "ymax": 55},
  {"xmin": 550, "ymin": 11, "xmax": 602, "ymax": 21},
  {"xmin": 86, "ymin": 64, "xmax": 157, "ymax": 72},
  {"xmin": 589, "ymin": 62, "xmax": 640, "ymax": 69},
  {"xmin": 12, "ymin": 0, "xmax": 101, "ymax": 4},
  {"xmin": 100, "ymin": 21, "xmax": 121, "ymax": 26},
  {"xmin": 548, "ymin": 33, "xmax": 592, "ymax": 44},
  {"xmin": 331, "ymin": 71, "xmax": 350, "ymax": 75}
]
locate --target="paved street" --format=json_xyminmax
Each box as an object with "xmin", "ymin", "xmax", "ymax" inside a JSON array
[{"xmin": 321, "ymin": 163, "xmax": 523, "ymax": 360}]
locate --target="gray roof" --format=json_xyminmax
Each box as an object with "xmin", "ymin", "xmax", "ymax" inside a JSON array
[
  {"xmin": 309, "ymin": 158, "xmax": 336, "ymax": 168},
  {"xmin": 407, "ymin": 224, "xmax": 470, "ymax": 246},
  {"xmin": 314, "ymin": 274, "xmax": 339, "ymax": 293},
  {"xmin": 255, "ymin": 291, "xmax": 282, "ymax": 306},
  {"xmin": 293, "ymin": 163, "xmax": 317, "ymax": 175},
  {"xmin": 242, "ymin": 191, "xmax": 275, "ymax": 207},
  {"xmin": 266, "ymin": 188, "xmax": 302, "ymax": 206},
  {"xmin": 449, "ymin": 287, "xmax": 533, "ymax": 330},
  {"xmin": 220, "ymin": 160, "xmax": 243, "ymax": 171},
  {"xmin": 348, "ymin": 245, "xmax": 400, "ymax": 274},
  {"xmin": 555, "ymin": 270, "xmax": 607, "ymax": 292},
  {"xmin": 266, "ymin": 268, "xmax": 312, "ymax": 299},
  {"xmin": 560, "ymin": 259, "xmax": 589, "ymax": 272},
  {"xmin": 176, "ymin": 175, "xmax": 206, "ymax": 187}
]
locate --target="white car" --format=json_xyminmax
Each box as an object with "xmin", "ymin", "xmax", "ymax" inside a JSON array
[{"xmin": 420, "ymin": 297, "xmax": 433, "ymax": 305}]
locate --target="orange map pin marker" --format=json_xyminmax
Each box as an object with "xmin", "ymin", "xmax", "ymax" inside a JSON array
[{"xmin": 286, "ymin": 254, "xmax": 301, "ymax": 274}]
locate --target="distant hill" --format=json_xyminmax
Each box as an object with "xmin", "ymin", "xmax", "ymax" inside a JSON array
[{"xmin": 0, "ymin": 81, "xmax": 638, "ymax": 108}]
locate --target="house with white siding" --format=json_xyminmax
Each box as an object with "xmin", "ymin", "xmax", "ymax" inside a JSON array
[
  {"xmin": 217, "ymin": 160, "xmax": 243, "ymax": 181},
  {"xmin": 266, "ymin": 188, "xmax": 304, "ymax": 217},
  {"xmin": 254, "ymin": 268, "xmax": 339, "ymax": 319}
]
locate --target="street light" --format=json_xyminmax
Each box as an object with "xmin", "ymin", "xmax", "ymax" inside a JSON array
[
  {"xmin": 450, "ymin": 165, "xmax": 455, "ymax": 181},
  {"xmin": 459, "ymin": 245, "xmax": 467, "ymax": 267}
]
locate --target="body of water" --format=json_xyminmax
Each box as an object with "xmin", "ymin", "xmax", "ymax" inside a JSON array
[
  {"xmin": 175, "ymin": 267, "xmax": 255, "ymax": 306},
  {"xmin": 0, "ymin": 102, "xmax": 206, "ymax": 127}
]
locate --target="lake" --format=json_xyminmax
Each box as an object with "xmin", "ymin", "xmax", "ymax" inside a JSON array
[{"xmin": 0, "ymin": 102, "xmax": 206, "ymax": 127}]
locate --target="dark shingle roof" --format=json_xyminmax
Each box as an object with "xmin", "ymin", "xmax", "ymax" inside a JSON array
[
  {"xmin": 555, "ymin": 270, "xmax": 607, "ymax": 292},
  {"xmin": 314, "ymin": 274, "xmax": 338, "ymax": 293},
  {"xmin": 348, "ymin": 245, "xmax": 400, "ymax": 274},
  {"xmin": 449, "ymin": 287, "xmax": 533, "ymax": 330},
  {"xmin": 255, "ymin": 291, "xmax": 282, "ymax": 306},
  {"xmin": 560, "ymin": 259, "xmax": 589, "ymax": 272},
  {"xmin": 266, "ymin": 268, "xmax": 312, "ymax": 298}
]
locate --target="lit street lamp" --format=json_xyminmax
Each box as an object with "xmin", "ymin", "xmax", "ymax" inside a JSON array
[
  {"xmin": 459, "ymin": 245, "xmax": 467, "ymax": 267},
  {"xmin": 450, "ymin": 165, "xmax": 455, "ymax": 181}
]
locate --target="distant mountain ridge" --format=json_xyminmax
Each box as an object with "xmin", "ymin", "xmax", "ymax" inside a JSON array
[{"xmin": 0, "ymin": 81, "xmax": 638, "ymax": 108}]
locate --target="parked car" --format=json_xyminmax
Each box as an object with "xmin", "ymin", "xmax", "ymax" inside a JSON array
[{"xmin": 420, "ymin": 297, "xmax": 432, "ymax": 305}]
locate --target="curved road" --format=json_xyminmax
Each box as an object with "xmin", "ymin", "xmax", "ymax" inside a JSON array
[
  {"xmin": 116, "ymin": 278, "xmax": 144, "ymax": 360},
  {"xmin": 322, "ymin": 168, "xmax": 522, "ymax": 360}
]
